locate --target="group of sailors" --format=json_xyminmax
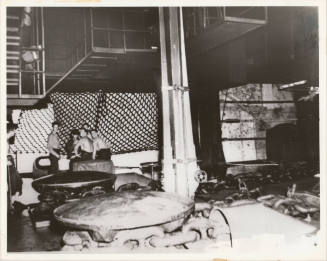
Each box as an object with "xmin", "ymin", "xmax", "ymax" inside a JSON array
[
  {"xmin": 6, "ymin": 120, "xmax": 112, "ymax": 211},
  {"xmin": 47, "ymin": 122, "xmax": 112, "ymax": 172}
]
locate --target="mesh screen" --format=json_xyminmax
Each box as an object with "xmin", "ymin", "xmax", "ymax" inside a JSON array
[
  {"xmin": 51, "ymin": 92, "xmax": 158, "ymax": 154},
  {"xmin": 98, "ymin": 93, "xmax": 158, "ymax": 153},
  {"xmin": 50, "ymin": 92, "xmax": 100, "ymax": 148},
  {"xmin": 11, "ymin": 104, "xmax": 54, "ymax": 153}
]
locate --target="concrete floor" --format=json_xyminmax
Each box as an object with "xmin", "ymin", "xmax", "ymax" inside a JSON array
[{"xmin": 7, "ymin": 177, "xmax": 319, "ymax": 252}]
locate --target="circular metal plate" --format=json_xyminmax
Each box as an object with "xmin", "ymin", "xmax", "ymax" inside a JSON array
[
  {"xmin": 54, "ymin": 191, "xmax": 194, "ymax": 231},
  {"xmin": 32, "ymin": 171, "xmax": 116, "ymax": 192}
]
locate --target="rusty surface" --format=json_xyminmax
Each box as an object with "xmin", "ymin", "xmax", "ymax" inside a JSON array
[
  {"xmin": 293, "ymin": 192, "xmax": 319, "ymax": 207},
  {"xmin": 32, "ymin": 171, "xmax": 116, "ymax": 193},
  {"xmin": 54, "ymin": 191, "xmax": 194, "ymax": 238}
]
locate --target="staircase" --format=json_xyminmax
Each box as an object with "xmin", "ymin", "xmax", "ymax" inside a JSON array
[
  {"xmin": 6, "ymin": 15, "xmax": 21, "ymax": 97},
  {"xmin": 7, "ymin": 8, "xmax": 46, "ymax": 107},
  {"xmin": 7, "ymin": 7, "xmax": 158, "ymax": 104},
  {"xmin": 45, "ymin": 8, "xmax": 159, "ymax": 95}
]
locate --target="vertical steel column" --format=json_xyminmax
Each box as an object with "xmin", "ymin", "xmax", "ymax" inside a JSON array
[
  {"xmin": 159, "ymin": 7, "xmax": 199, "ymax": 198},
  {"xmin": 158, "ymin": 7, "xmax": 175, "ymax": 194},
  {"xmin": 83, "ymin": 9, "xmax": 87, "ymax": 56},
  {"xmin": 179, "ymin": 7, "xmax": 198, "ymax": 198},
  {"xmin": 35, "ymin": 8, "xmax": 41, "ymax": 95},
  {"xmin": 168, "ymin": 7, "xmax": 188, "ymax": 196},
  {"xmin": 90, "ymin": 8, "xmax": 94, "ymax": 50},
  {"xmin": 18, "ymin": 55, "xmax": 22, "ymax": 98},
  {"xmin": 41, "ymin": 7, "xmax": 46, "ymax": 95}
]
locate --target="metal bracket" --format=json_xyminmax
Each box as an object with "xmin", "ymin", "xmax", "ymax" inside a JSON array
[
  {"xmin": 163, "ymin": 158, "xmax": 197, "ymax": 164},
  {"xmin": 176, "ymin": 158, "xmax": 197, "ymax": 164},
  {"xmin": 162, "ymin": 84, "xmax": 190, "ymax": 92}
]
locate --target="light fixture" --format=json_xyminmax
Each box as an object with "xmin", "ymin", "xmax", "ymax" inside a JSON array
[{"xmin": 279, "ymin": 80, "xmax": 307, "ymax": 90}]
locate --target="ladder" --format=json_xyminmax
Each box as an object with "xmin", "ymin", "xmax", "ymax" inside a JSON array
[
  {"xmin": 7, "ymin": 15, "xmax": 21, "ymax": 95},
  {"xmin": 7, "ymin": 8, "xmax": 46, "ymax": 107}
]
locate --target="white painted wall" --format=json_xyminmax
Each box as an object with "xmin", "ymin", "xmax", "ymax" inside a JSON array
[
  {"xmin": 111, "ymin": 150, "xmax": 159, "ymax": 167},
  {"xmin": 17, "ymin": 153, "xmax": 48, "ymax": 173}
]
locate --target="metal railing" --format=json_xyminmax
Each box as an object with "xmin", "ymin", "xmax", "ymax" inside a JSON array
[
  {"xmin": 9, "ymin": 7, "xmax": 46, "ymax": 98},
  {"xmin": 45, "ymin": 8, "xmax": 93, "ymax": 94},
  {"xmin": 90, "ymin": 8, "xmax": 155, "ymax": 51},
  {"xmin": 45, "ymin": 7, "xmax": 157, "ymax": 95},
  {"xmin": 183, "ymin": 7, "xmax": 268, "ymax": 39}
]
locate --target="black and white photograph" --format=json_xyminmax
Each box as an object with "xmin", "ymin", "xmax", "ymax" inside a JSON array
[{"xmin": 1, "ymin": 0, "xmax": 326, "ymax": 260}]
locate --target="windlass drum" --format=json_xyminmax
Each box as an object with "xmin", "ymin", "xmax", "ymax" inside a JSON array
[
  {"xmin": 54, "ymin": 191, "xmax": 194, "ymax": 242},
  {"xmin": 32, "ymin": 171, "xmax": 116, "ymax": 201}
]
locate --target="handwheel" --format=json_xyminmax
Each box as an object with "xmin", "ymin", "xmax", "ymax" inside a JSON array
[{"xmin": 195, "ymin": 169, "xmax": 208, "ymax": 183}]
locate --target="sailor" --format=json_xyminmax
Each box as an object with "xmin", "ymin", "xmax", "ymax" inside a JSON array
[
  {"xmin": 65, "ymin": 129, "xmax": 80, "ymax": 159},
  {"xmin": 82, "ymin": 122, "xmax": 93, "ymax": 139},
  {"xmin": 91, "ymin": 129, "xmax": 112, "ymax": 160},
  {"xmin": 73, "ymin": 128, "xmax": 93, "ymax": 161},
  {"xmin": 47, "ymin": 121, "xmax": 61, "ymax": 173}
]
